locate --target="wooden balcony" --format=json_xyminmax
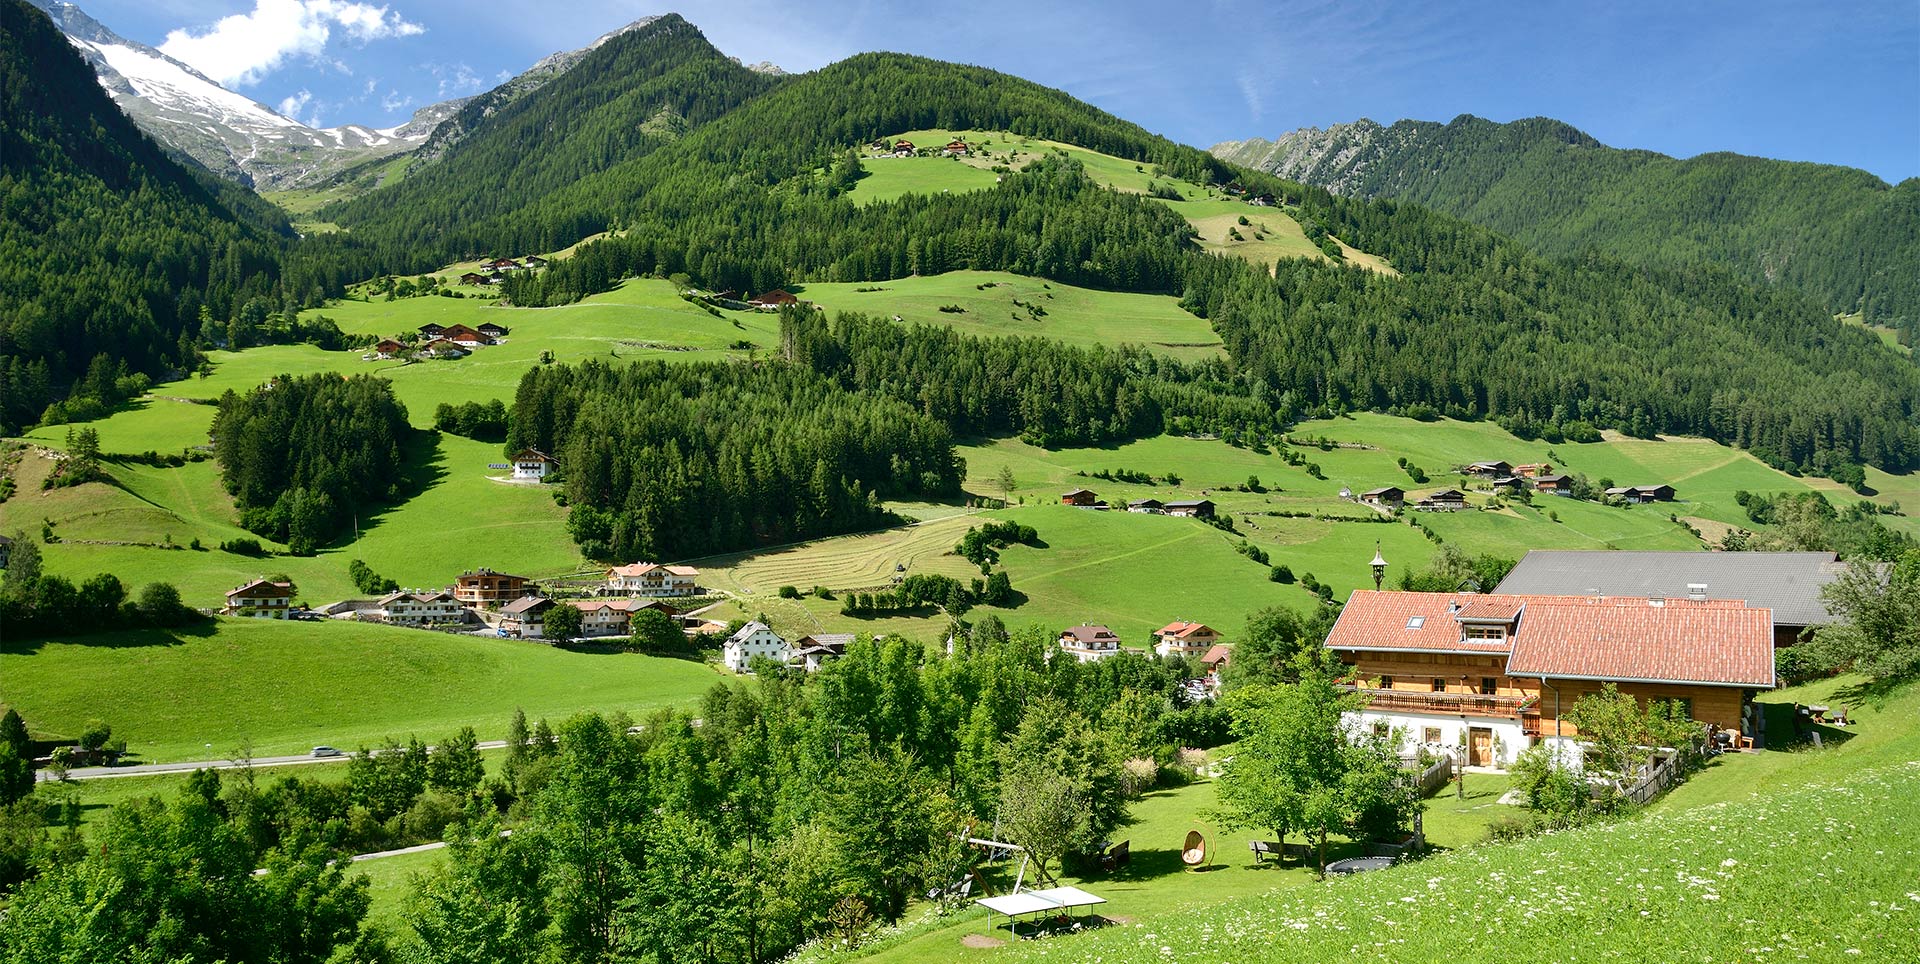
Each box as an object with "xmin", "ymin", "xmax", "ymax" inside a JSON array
[{"xmin": 1344, "ymin": 686, "xmax": 1531, "ymax": 720}]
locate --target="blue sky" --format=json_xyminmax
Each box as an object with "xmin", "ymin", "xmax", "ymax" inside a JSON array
[{"xmin": 88, "ymin": 0, "xmax": 1920, "ymax": 181}]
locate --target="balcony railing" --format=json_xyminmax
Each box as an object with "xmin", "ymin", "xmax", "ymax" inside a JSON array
[{"xmin": 1342, "ymin": 686, "xmax": 1531, "ymax": 720}]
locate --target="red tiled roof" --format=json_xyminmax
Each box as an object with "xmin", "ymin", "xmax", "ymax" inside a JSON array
[
  {"xmin": 1505, "ymin": 599, "xmax": 1773, "ymax": 687},
  {"xmin": 1325, "ymin": 591, "xmax": 1519, "ymax": 654},
  {"xmin": 1157, "ymin": 621, "xmax": 1214, "ymax": 639},
  {"xmin": 1326, "ymin": 590, "xmax": 1774, "ymax": 688},
  {"xmin": 1201, "ymin": 643, "xmax": 1232, "ymax": 666}
]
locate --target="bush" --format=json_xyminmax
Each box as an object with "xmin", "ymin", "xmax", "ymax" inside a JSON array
[
  {"xmin": 218, "ymin": 537, "xmax": 266, "ymax": 556},
  {"xmin": 777, "ymin": 585, "xmax": 802, "ymax": 599}
]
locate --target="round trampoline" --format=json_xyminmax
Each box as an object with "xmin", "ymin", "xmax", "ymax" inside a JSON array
[{"xmin": 1325, "ymin": 856, "xmax": 1394, "ymax": 875}]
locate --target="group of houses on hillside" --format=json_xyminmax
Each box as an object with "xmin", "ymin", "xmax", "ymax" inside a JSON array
[
  {"xmin": 456, "ymin": 255, "xmax": 548, "ymax": 287},
  {"xmin": 1062, "ymin": 488, "xmax": 1216, "ymax": 518},
  {"xmin": 368, "ymin": 321, "xmax": 511, "ymax": 363},
  {"xmin": 1327, "ymin": 549, "xmax": 1847, "ymax": 768},
  {"xmin": 695, "ymin": 288, "xmax": 813, "ymax": 312},
  {"xmin": 222, "ymin": 560, "xmax": 712, "ymax": 640},
  {"xmin": 1358, "ymin": 460, "xmax": 1676, "ymax": 511},
  {"xmin": 867, "ymin": 137, "xmax": 971, "ymax": 158}
]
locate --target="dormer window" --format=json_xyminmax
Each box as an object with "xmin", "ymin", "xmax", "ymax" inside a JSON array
[{"xmin": 1464, "ymin": 625, "xmax": 1506, "ymax": 640}]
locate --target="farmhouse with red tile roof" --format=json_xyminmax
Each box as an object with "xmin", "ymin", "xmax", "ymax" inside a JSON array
[{"xmin": 1325, "ymin": 590, "xmax": 1774, "ymax": 768}]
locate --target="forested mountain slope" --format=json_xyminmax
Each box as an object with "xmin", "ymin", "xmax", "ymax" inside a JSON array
[
  {"xmin": 320, "ymin": 14, "xmax": 784, "ymax": 257},
  {"xmin": 1213, "ymin": 115, "xmax": 1920, "ymax": 329},
  {"xmin": 0, "ymin": 0, "xmax": 300, "ymax": 432}
]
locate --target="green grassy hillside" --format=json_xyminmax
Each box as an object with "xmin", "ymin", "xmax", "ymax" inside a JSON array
[
  {"xmin": 796, "ymin": 271, "xmax": 1223, "ymax": 361},
  {"xmin": 0, "ymin": 618, "xmax": 723, "ymax": 761}
]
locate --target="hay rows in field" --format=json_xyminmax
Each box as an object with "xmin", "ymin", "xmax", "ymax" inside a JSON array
[{"xmin": 708, "ymin": 515, "xmax": 981, "ymax": 594}]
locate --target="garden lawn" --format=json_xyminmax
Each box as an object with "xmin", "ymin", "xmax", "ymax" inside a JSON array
[
  {"xmin": 805, "ymin": 770, "xmax": 1523, "ymax": 964},
  {"xmin": 1011, "ymin": 759, "xmax": 1920, "ymax": 964},
  {"xmin": 0, "ymin": 617, "xmax": 723, "ymax": 761},
  {"xmin": 796, "ymin": 271, "xmax": 1224, "ymax": 362}
]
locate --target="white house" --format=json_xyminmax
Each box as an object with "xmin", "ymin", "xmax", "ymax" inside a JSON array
[
  {"xmin": 723, "ymin": 621, "xmax": 790, "ymax": 673},
  {"xmin": 1057, "ymin": 624, "xmax": 1122, "ymax": 662},
  {"xmin": 789, "ymin": 633, "xmax": 853, "ymax": 672},
  {"xmin": 224, "ymin": 579, "xmax": 292, "ymax": 619},
  {"xmin": 605, "ymin": 562, "xmax": 700, "ymax": 597},
  {"xmin": 379, "ymin": 590, "xmax": 466, "ymax": 628},
  {"xmin": 511, "ymin": 449, "xmax": 558, "ymax": 481},
  {"xmin": 499, "ymin": 596, "xmax": 555, "ymax": 638}
]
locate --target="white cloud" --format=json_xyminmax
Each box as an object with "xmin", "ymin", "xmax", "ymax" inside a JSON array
[
  {"xmin": 160, "ymin": 1, "xmax": 424, "ymax": 87},
  {"xmin": 380, "ymin": 89, "xmax": 412, "ymax": 112},
  {"xmin": 1236, "ymin": 68, "xmax": 1264, "ymax": 121},
  {"xmin": 275, "ymin": 88, "xmax": 321, "ymax": 126},
  {"xmin": 428, "ymin": 62, "xmax": 485, "ymax": 98}
]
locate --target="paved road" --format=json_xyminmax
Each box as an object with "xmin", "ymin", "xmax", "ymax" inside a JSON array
[{"xmin": 39, "ymin": 741, "xmax": 510, "ymax": 782}]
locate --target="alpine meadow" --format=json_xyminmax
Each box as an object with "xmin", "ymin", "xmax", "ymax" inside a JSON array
[{"xmin": 3, "ymin": 3, "xmax": 1918, "ymax": 964}]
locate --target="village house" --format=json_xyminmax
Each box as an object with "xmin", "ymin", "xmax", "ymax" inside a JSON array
[
  {"xmin": 566, "ymin": 598, "xmax": 658, "ymax": 638},
  {"xmin": 1201, "ymin": 643, "xmax": 1232, "ymax": 678},
  {"xmin": 1490, "ymin": 476, "xmax": 1528, "ymax": 493},
  {"xmin": 1514, "ymin": 463, "xmax": 1554, "ymax": 479},
  {"xmin": 1495, "ymin": 550, "xmax": 1848, "ymax": 648},
  {"xmin": 723, "ymin": 621, "xmax": 791, "ymax": 672},
  {"xmin": 1359, "ymin": 486, "xmax": 1405, "ymax": 509},
  {"xmin": 1415, "ymin": 489, "xmax": 1468, "ymax": 511},
  {"xmin": 1466, "ymin": 460, "xmax": 1514, "ymax": 478},
  {"xmin": 1607, "ymin": 484, "xmax": 1676, "ymax": 504},
  {"xmin": 789, "ymin": 633, "xmax": 854, "ymax": 672},
  {"xmin": 458, "ymin": 272, "xmax": 491, "ymax": 286},
  {"xmin": 417, "ymin": 323, "xmax": 446, "ymax": 338},
  {"xmin": 1060, "ymin": 488, "xmax": 1099, "ymax": 507},
  {"xmin": 522, "ymin": 255, "xmax": 548, "ymax": 268},
  {"xmin": 477, "ymin": 322, "xmax": 509, "ymax": 339},
  {"xmin": 499, "ymin": 596, "xmax": 555, "ymax": 638},
  {"xmin": 1164, "ymin": 499, "xmax": 1215, "ymax": 519},
  {"xmin": 371, "ymin": 339, "xmax": 405, "ymax": 359},
  {"xmin": 379, "ymin": 590, "xmax": 466, "ymax": 628},
  {"xmin": 440, "ymin": 324, "xmax": 493, "ymax": 347},
  {"xmin": 485, "ymin": 258, "xmax": 522, "ymax": 272},
  {"xmin": 224, "ymin": 579, "xmax": 292, "ymax": 618},
  {"xmin": 1531, "ymin": 473, "xmax": 1574, "ymax": 496},
  {"xmin": 1128, "ymin": 498, "xmax": 1165, "ymax": 514},
  {"xmin": 1057, "ymin": 624, "xmax": 1123, "ymax": 662},
  {"xmin": 453, "ymin": 568, "xmax": 535, "ymax": 607},
  {"xmin": 891, "ymin": 138, "xmax": 915, "ymax": 156},
  {"xmin": 1325, "ymin": 590, "xmax": 1775, "ymax": 768},
  {"xmin": 748, "ymin": 289, "xmax": 800, "ymax": 310},
  {"xmin": 941, "ymin": 138, "xmax": 969, "ymax": 156},
  {"xmin": 511, "ymin": 449, "xmax": 558, "ymax": 481},
  {"xmin": 604, "ymin": 562, "xmax": 700, "ymax": 597},
  {"xmin": 1154, "ymin": 621, "xmax": 1220, "ymax": 658},
  {"xmin": 419, "ymin": 339, "xmax": 467, "ymax": 359}
]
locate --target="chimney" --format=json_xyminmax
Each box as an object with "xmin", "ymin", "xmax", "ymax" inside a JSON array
[{"xmin": 1687, "ymin": 583, "xmax": 1708, "ymax": 601}]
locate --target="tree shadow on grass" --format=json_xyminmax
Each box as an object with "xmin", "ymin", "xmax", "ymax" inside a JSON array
[
  {"xmin": 344, "ymin": 429, "xmax": 452, "ymax": 545},
  {"xmin": 1, "ymin": 619, "xmax": 218, "ymax": 655}
]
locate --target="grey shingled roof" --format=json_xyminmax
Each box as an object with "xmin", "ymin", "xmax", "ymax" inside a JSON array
[{"xmin": 1493, "ymin": 550, "xmax": 1846, "ymax": 627}]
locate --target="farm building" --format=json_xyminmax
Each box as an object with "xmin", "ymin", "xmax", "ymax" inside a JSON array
[
  {"xmin": 511, "ymin": 449, "xmax": 558, "ymax": 481},
  {"xmin": 223, "ymin": 579, "xmax": 292, "ymax": 619},
  {"xmin": 459, "ymin": 272, "xmax": 490, "ymax": 286},
  {"xmin": 1532, "ymin": 473, "xmax": 1574, "ymax": 495},
  {"xmin": 790, "ymin": 633, "xmax": 854, "ymax": 672},
  {"xmin": 1359, "ymin": 486, "xmax": 1405, "ymax": 508},
  {"xmin": 1164, "ymin": 499, "xmax": 1215, "ymax": 519},
  {"xmin": 1466, "ymin": 460, "xmax": 1513, "ymax": 478},
  {"xmin": 1057, "ymin": 624, "xmax": 1123, "ymax": 662},
  {"xmin": 1495, "ymin": 550, "xmax": 1848, "ymax": 648},
  {"xmin": 371, "ymin": 339, "xmax": 405, "ymax": 359},
  {"xmin": 1128, "ymin": 498, "xmax": 1165, "ymax": 513},
  {"xmin": 605, "ymin": 562, "xmax": 700, "ymax": 597},
  {"xmin": 477, "ymin": 322, "xmax": 510, "ymax": 338},
  {"xmin": 941, "ymin": 139, "xmax": 969, "ymax": 156},
  {"xmin": 1154, "ymin": 621, "xmax": 1220, "ymax": 658},
  {"xmin": 418, "ymin": 339, "xmax": 467, "ymax": 359},
  {"xmin": 1415, "ymin": 489, "xmax": 1468, "ymax": 511},
  {"xmin": 453, "ymin": 568, "xmax": 535, "ymax": 607},
  {"xmin": 439, "ymin": 324, "xmax": 493, "ymax": 347},
  {"xmin": 417, "ymin": 323, "xmax": 446, "ymax": 337},
  {"xmin": 748, "ymin": 289, "xmax": 800, "ymax": 310},
  {"xmin": 724, "ymin": 622, "xmax": 791, "ymax": 673},
  {"xmin": 1060, "ymin": 488, "xmax": 1099, "ymax": 507},
  {"xmin": 1514, "ymin": 463, "xmax": 1554, "ymax": 478},
  {"xmin": 1607, "ymin": 484, "xmax": 1676, "ymax": 504},
  {"xmin": 1326, "ymin": 590, "xmax": 1776, "ymax": 768}
]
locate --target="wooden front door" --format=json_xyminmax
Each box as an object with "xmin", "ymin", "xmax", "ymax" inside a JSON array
[{"xmin": 1470, "ymin": 727, "xmax": 1494, "ymax": 767}]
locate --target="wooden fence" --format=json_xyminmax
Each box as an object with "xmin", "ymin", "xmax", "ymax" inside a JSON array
[
  {"xmin": 1413, "ymin": 755, "xmax": 1453, "ymax": 797},
  {"xmin": 1620, "ymin": 738, "xmax": 1705, "ymax": 806}
]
